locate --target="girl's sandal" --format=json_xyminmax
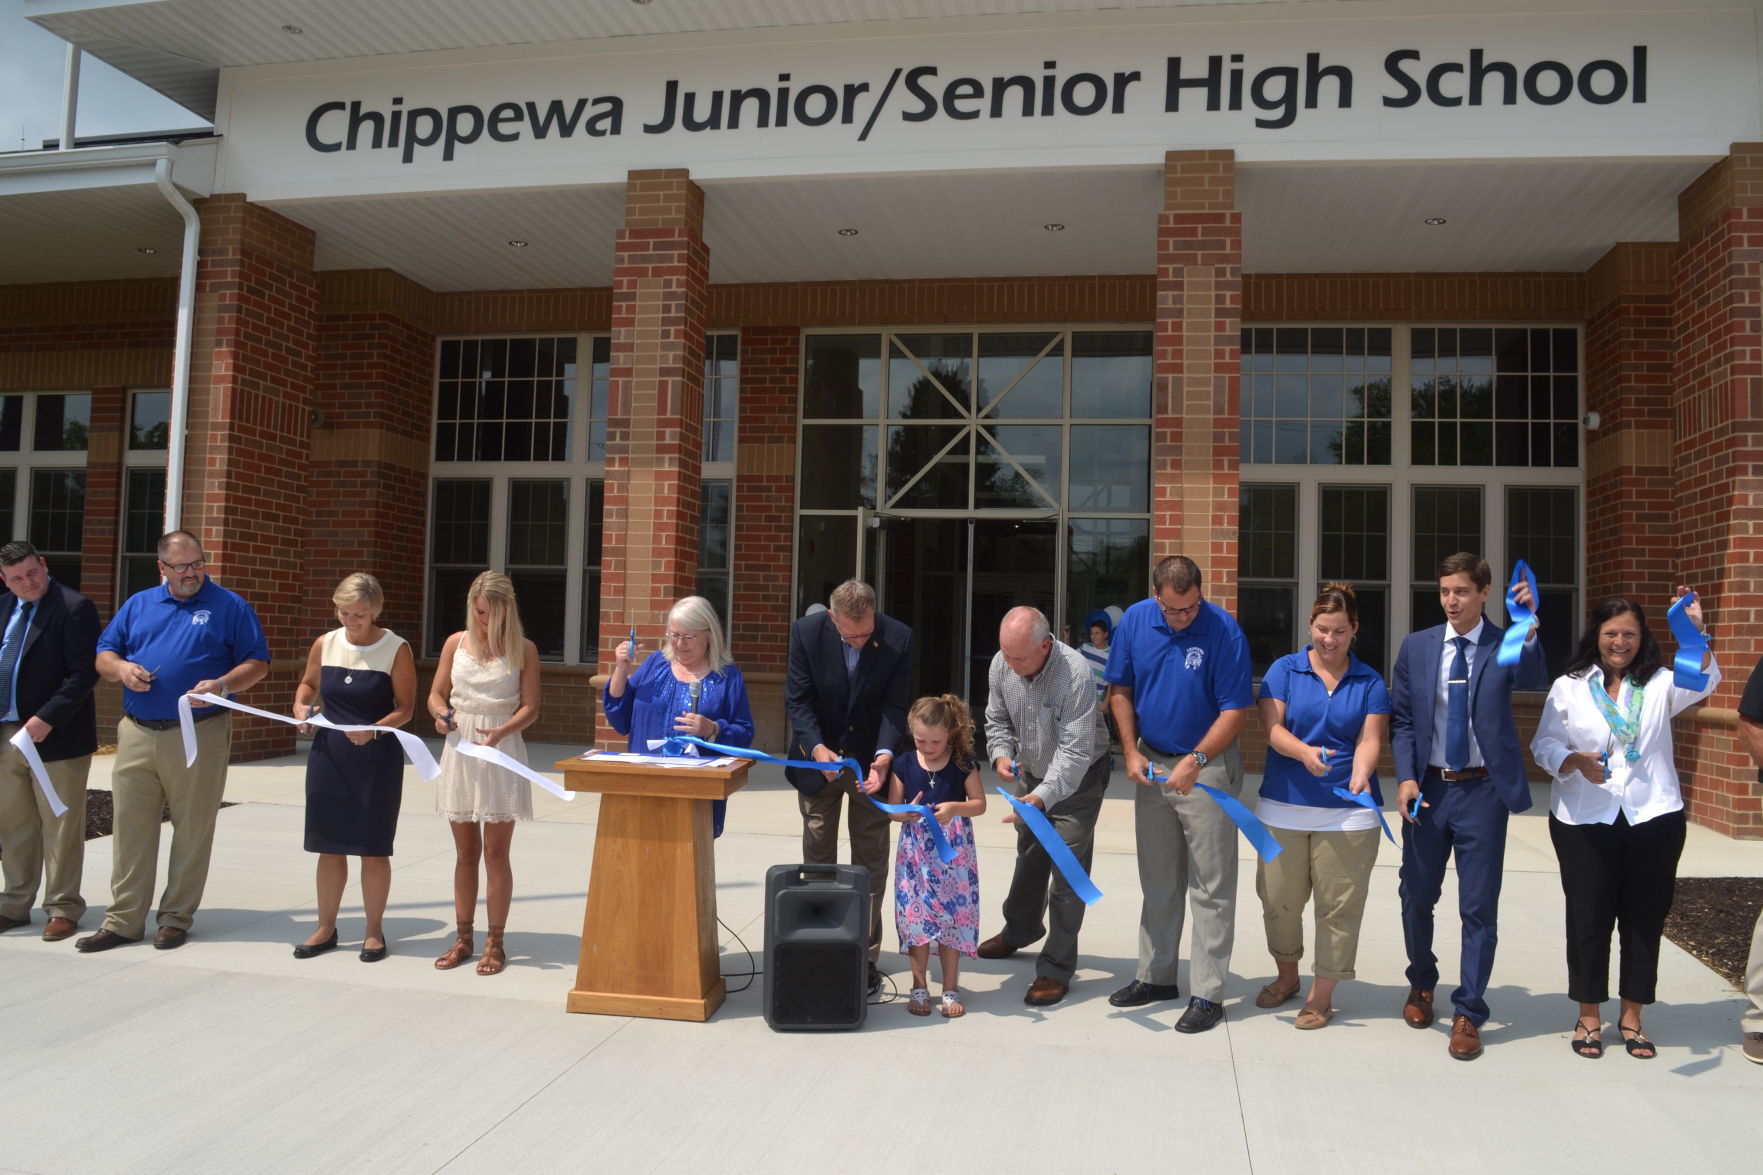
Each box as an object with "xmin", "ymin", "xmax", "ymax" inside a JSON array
[
  {"xmin": 1570, "ymin": 1020, "xmax": 1603, "ymax": 1059},
  {"xmin": 940, "ymin": 989, "xmax": 965, "ymax": 1018},
  {"xmin": 434, "ymin": 923, "xmax": 474, "ymax": 971},
  {"xmin": 908, "ymin": 987, "xmax": 933, "ymax": 1016},
  {"xmin": 476, "ymin": 926, "xmax": 507, "ymax": 976},
  {"xmin": 1618, "ymin": 1023, "xmax": 1656, "ymax": 1059}
]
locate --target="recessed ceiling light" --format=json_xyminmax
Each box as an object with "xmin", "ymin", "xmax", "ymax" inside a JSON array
[
  {"xmin": 281, "ymin": 24, "xmax": 303, "ymax": 35},
  {"xmin": 1423, "ymin": 217, "xmax": 1447, "ymax": 226},
  {"xmin": 507, "ymin": 239, "xmax": 529, "ymax": 248},
  {"xmin": 836, "ymin": 228, "xmax": 859, "ymax": 237},
  {"xmin": 137, "ymin": 246, "xmax": 158, "ymax": 255},
  {"xmin": 1043, "ymin": 223, "xmax": 1065, "ymax": 232}
]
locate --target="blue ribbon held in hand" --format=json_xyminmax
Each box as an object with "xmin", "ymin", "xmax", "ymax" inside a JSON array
[
  {"xmin": 664, "ymin": 735, "xmax": 957, "ymax": 863},
  {"xmin": 1150, "ymin": 765, "xmax": 1284, "ymax": 862},
  {"xmin": 1666, "ymin": 593, "xmax": 1710, "ymax": 691},
  {"xmin": 1497, "ymin": 559, "xmax": 1538, "ymax": 667},
  {"xmin": 1330, "ymin": 786, "xmax": 1398, "ymax": 846},
  {"xmin": 994, "ymin": 787, "xmax": 1103, "ymax": 906}
]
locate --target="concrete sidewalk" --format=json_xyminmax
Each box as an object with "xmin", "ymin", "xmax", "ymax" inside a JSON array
[{"xmin": 2, "ymin": 744, "xmax": 1760, "ymax": 1175}]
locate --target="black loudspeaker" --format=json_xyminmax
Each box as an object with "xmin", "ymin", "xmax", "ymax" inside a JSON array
[{"xmin": 764, "ymin": 863, "xmax": 870, "ymax": 1032}]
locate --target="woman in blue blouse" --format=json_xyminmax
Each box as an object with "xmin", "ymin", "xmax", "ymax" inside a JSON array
[
  {"xmin": 1252, "ymin": 583, "xmax": 1391, "ymax": 1029},
  {"xmin": 603, "ymin": 595, "xmax": 754, "ymax": 837}
]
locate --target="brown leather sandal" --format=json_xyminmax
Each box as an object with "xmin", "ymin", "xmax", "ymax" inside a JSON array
[
  {"xmin": 476, "ymin": 925, "xmax": 506, "ymax": 976},
  {"xmin": 434, "ymin": 923, "xmax": 474, "ymax": 971}
]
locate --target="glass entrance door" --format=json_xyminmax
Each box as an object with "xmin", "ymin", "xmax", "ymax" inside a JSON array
[{"xmin": 878, "ymin": 515, "xmax": 1057, "ymax": 737}]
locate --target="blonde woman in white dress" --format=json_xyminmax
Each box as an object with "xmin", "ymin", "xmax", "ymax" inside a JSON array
[{"xmin": 427, "ymin": 571, "xmax": 540, "ymax": 976}]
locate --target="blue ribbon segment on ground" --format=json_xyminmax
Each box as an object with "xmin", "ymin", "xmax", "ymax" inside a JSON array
[
  {"xmin": 1666, "ymin": 593, "xmax": 1710, "ymax": 691},
  {"xmin": 1498, "ymin": 559, "xmax": 1538, "ymax": 667},
  {"xmin": 993, "ymin": 786, "xmax": 1103, "ymax": 906},
  {"xmin": 667, "ymin": 735, "xmax": 956, "ymax": 863}
]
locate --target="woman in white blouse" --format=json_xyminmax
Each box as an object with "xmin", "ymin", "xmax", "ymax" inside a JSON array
[{"xmin": 1531, "ymin": 587, "xmax": 1716, "ymax": 1061}]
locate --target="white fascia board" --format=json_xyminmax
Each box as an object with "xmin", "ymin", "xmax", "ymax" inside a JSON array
[{"xmin": 0, "ymin": 137, "xmax": 218, "ymax": 198}]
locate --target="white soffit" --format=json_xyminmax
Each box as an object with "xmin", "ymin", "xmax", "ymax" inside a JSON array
[
  {"xmin": 27, "ymin": 0, "xmax": 1332, "ymax": 119},
  {"xmin": 0, "ymin": 186, "xmax": 185, "ymax": 284}
]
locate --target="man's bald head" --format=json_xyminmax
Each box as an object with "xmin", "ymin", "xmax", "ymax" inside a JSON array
[{"xmin": 998, "ymin": 606, "xmax": 1053, "ymax": 678}]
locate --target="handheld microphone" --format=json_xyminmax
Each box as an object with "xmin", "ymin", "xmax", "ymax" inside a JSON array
[{"xmin": 689, "ymin": 679, "xmax": 702, "ymax": 714}]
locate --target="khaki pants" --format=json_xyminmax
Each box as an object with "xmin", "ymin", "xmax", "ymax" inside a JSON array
[
  {"xmin": 0, "ymin": 723, "xmax": 90, "ymax": 923},
  {"xmin": 1256, "ymin": 824, "xmax": 1381, "ymax": 981},
  {"xmin": 103, "ymin": 714, "xmax": 231, "ymax": 939},
  {"xmin": 1133, "ymin": 740, "xmax": 1242, "ymax": 1002},
  {"xmin": 798, "ymin": 772, "xmax": 891, "ymax": 964},
  {"xmin": 1745, "ymin": 907, "xmax": 1763, "ymax": 1032}
]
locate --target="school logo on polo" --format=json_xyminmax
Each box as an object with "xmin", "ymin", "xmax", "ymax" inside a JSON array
[
  {"xmin": 191, "ymin": 610, "xmax": 212, "ymax": 626},
  {"xmin": 1184, "ymin": 647, "xmax": 1204, "ymax": 670}
]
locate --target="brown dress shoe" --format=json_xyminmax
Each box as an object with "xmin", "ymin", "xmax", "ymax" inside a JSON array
[
  {"xmin": 1024, "ymin": 976, "xmax": 1068, "ymax": 1006},
  {"xmin": 153, "ymin": 926, "xmax": 189, "ymax": 950},
  {"xmin": 42, "ymin": 917, "xmax": 78, "ymax": 941},
  {"xmin": 1449, "ymin": 1014, "xmax": 1484, "ymax": 1060},
  {"xmin": 0, "ymin": 913, "xmax": 29, "ymax": 933},
  {"xmin": 1402, "ymin": 988, "xmax": 1434, "ymax": 1029},
  {"xmin": 976, "ymin": 934, "xmax": 1019, "ymax": 960}
]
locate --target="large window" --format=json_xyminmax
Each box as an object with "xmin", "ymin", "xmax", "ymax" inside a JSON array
[
  {"xmin": 429, "ymin": 334, "xmax": 737, "ymax": 662},
  {"xmin": 0, "ymin": 393, "xmax": 91, "ymax": 589},
  {"xmin": 1239, "ymin": 325, "xmax": 1581, "ymax": 679},
  {"xmin": 120, "ymin": 390, "xmax": 171, "ymax": 598}
]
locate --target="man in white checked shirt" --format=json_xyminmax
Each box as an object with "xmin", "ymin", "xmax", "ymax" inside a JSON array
[{"xmin": 977, "ymin": 606, "xmax": 1111, "ymax": 1008}]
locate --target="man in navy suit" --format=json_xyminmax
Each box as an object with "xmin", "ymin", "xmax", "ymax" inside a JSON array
[
  {"xmin": 0, "ymin": 542, "xmax": 100, "ymax": 941},
  {"xmin": 784, "ymin": 578, "xmax": 913, "ymax": 993},
  {"xmin": 1391, "ymin": 551, "xmax": 1546, "ymax": 1060}
]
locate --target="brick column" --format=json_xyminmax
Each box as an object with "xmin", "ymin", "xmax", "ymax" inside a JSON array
[
  {"xmin": 731, "ymin": 325, "xmax": 799, "ymax": 752},
  {"xmin": 1583, "ymin": 242, "xmax": 1677, "ymax": 610},
  {"xmin": 1669, "ymin": 144, "xmax": 1763, "ymax": 837},
  {"xmin": 598, "ymin": 170, "xmax": 710, "ymax": 745},
  {"xmin": 1154, "ymin": 150, "xmax": 1243, "ymax": 607},
  {"xmin": 184, "ymin": 195, "xmax": 319, "ymax": 761}
]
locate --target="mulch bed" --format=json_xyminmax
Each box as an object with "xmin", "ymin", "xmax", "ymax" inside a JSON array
[{"xmin": 1663, "ymin": 877, "xmax": 1763, "ymax": 986}]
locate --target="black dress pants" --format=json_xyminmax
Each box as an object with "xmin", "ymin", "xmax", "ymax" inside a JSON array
[{"xmin": 1548, "ymin": 809, "xmax": 1686, "ymax": 1005}]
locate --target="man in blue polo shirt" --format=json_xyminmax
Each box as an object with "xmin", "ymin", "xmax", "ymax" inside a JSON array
[
  {"xmin": 77, "ymin": 530, "xmax": 269, "ymax": 952},
  {"xmin": 1104, "ymin": 555, "xmax": 1254, "ymax": 1033}
]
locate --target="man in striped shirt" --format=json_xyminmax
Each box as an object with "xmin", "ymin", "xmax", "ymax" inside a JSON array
[{"xmin": 977, "ymin": 606, "xmax": 1111, "ymax": 1007}]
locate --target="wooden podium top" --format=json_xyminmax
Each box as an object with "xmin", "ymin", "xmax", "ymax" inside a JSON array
[{"xmin": 553, "ymin": 752, "xmax": 752, "ymax": 801}]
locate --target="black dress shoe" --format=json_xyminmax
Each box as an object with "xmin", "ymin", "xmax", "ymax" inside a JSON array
[
  {"xmin": 75, "ymin": 928, "xmax": 142, "ymax": 953},
  {"xmin": 0, "ymin": 913, "xmax": 31, "ymax": 933},
  {"xmin": 1109, "ymin": 979, "xmax": 1182, "ymax": 1008},
  {"xmin": 359, "ymin": 939, "xmax": 389, "ymax": 963},
  {"xmin": 1175, "ymin": 996, "xmax": 1225, "ymax": 1033},
  {"xmin": 292, "ymin": 930, "xmax": 339, "ymax": 959}
]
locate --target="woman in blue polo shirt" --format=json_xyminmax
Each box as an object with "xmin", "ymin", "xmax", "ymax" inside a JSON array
[{"xmin": 1252, "ymin": 582, "xmax": 1391, "ymax": 1030}]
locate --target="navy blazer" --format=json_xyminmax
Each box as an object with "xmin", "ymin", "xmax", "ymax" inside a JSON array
[
  {"xmin": 1390, "ymin": 619, "xmax": 1547, "ymax": 814},
  {"xmin": 2, "ymin": 580, "xmax": 100, "ymax": 762},
  {"xmin": 783, "ymin": 610, "xmax": 913, "ymax": 796}
]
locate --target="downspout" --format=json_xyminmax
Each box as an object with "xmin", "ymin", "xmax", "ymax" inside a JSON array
[
  {"xmin": 152, "ymin": 157, "xmax": 198, "ymax": 532},
  {"xmin": 58, "ymin": 45, "xmax": 80, "ymax": 150}
]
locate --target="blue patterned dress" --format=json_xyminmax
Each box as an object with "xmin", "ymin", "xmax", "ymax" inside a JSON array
[{"xmin": 892, "ymin": 751, "xmax": 981, "ymax": 956}]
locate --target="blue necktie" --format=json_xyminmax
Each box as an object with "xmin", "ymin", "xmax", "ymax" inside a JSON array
[
  {"xmin": 0, "ymin": 601, "xmax": 32, "ymax": 721},
  {"xmin": 1445, "ymin": 635, "xmax": 1470, "ymax": 771}
]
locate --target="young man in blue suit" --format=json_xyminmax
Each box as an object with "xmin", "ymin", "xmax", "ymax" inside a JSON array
[{"xmin": 1391, "ymin": 552, "xmax": 1546, "ymax": 1060}]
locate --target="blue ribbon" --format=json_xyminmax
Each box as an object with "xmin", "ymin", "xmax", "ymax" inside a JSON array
[
  {"xmin": 994, "ymin": 787, "xmax": 1103, "ymax": 906},
  {"xmin": 665, "ymin": 735, "xmax": 956, "ymax": 863},
  {"xmin": 1330, "ymin": 786, "xmax": 1397, "ymax": 846},
  {"xmin": 1150, "ymin": 767, "xmax": 1284, "ymax": 862},
  {"xmin": 1666, "ymin": 593, "xmax": 1710, "ymax": 691},
  {"xmin": 1497, "ymin": 559, "xmax": 1538, "ymax": 667}
]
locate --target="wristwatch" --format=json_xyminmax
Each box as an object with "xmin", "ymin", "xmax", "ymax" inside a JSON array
[{"xmin": 1191, "ymin": 750, "xmax": 1209, "ymax": 768}]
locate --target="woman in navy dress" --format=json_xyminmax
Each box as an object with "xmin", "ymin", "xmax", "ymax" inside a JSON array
[
  {"xmin": 603, "ymin": 595, "xmax": 754, "ymax": 837},
  {"xmin": 291, "ymin": 574, "xmax": 416, "ymax": 961}
]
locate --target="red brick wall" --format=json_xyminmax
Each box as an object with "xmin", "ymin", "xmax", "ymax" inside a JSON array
[{"xmin": 1668, "ymin": 147, "xmax": 1763, "ymax": 836}]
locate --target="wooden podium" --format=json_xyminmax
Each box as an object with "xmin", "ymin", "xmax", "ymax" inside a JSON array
[{"xmin": 555, "ymin": 752, "xmax": 751, "ymax": 1022}]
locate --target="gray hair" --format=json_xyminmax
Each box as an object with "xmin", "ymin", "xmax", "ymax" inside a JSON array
[
  {"xmin": 664, "ymin": 595, "xmax": 734, "ymax": 673},
  {"xmin": 1002, "ymin": 605, "xmax": 1051, "ymax": 645}
]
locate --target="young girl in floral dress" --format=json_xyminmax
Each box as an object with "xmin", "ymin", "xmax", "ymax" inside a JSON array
[{"xmin": 888, "ymin": 694, "xmax": 987, "ymax": 1017}]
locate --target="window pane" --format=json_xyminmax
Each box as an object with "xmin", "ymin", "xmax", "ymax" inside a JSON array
[
  {"xmin": 797, "ymin": 516, "xmax": 857, "ymax": 620},
  {"xmin": 978, "ymin": 332, "xmax": 1061, "ymax": 419},
  {"xmin": 123, "ymin": 468, "xmax": 166, "ymax": 555},
  {"xmin": 976, "ymin": 425, "xmax": 1060, "ymax": 510},
  {"xmin": 431, "ymin": 480, "xmax": 491, "ymax": 565},
  {"xmin": 1240, "ymin": 584, "xmax": 1297, "ymax": 678},
  {"xmin": 1069, "ymin": 426, "xmax": 1149, "ymax": 512},
  {"xmin": 437, "ymin": 336, "xmax": 574, "ymax": 462},
  {"xmin": 1066, "ymin": 517, "xmax": 1149, "ymax": 644},
  {"xmin": 890, "ymin": 335, "xmax": 970, "ymax": 420},
  {"xmin": 804, "ymin": 334, "xmax": 880, "ymax": 419},
  {"xmin": 130, "ymin": 391, "xmax": 171, "ymax": 450},
  {"xmin": 700, "ymin": 479, "xmax": 731, "ymax": 573},
  {"xmin": 1415, "ymin": 327, "xmax": 1579, "ymax": 467},
  {"xmin": 580, "ymin": 478, "xmax": 605, "ymax": 663},
  {"xmin": 0, "ymin": 397, "xmax": 19, "ymax": 452},
  {"xmin": 1240, "ymin": 484, "xmax": 1297, "ymax": 580},
  {"xmin": 508, "ymin": 568, "xmax": 565, "ymax": 660},
  {"xmin": 33, "ymin": 394, "xmax": 89, "ymax": 452},
  {"xmin": 0, "ymin": 472, "xmax": 13, "ymax": 538},
  {"xmin": 695, "ymin": 572, "xmax": 729, "ymax": 628},
  {"xmin": 886, "ymin": 424, "xmax": 967, "ymax": 508},
  {"xmin": 28, "ymin": 469, "xmax": 85, "ymax": 556},
  {"xmin": 800, "ymin": 424, "xmax": 876, "ymax": 510},
  {"xmin": 1507, "ymin": 486, "xmax": 1578, "ymax": 675},
  {"xmin": 1242, "ymin": 328, "xmax": 1391, "ymax": 466},
  {"xmin": 506, "ymin": 480, "xmax": 567, "ymax": 567},
  {"xmin": 1319, "ymin": 486, "xmax": 1389, "ymax": 581},
  {"xmin": 703, "ymin": 334, "xmax": 739, "ymax": 463},
  {"xmin": 1336, "ymin": 584, "xmax": 1388, "ymax": 680},
  {"xmin": 1071, "ymin": 331, "xmax": 1152, "ymax": 418},
  {"xmin": 1412, "ymin": 486, "xmax": 1482, "ymax": 581}
]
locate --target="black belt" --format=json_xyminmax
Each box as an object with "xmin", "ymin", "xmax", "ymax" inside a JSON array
[
  {"xmin": 1424, "ymin": 766, "xmax": 1489, "ymax": 781},
  {"xmin": 129, "ymin": 709, "xmax": 226, "ymax": 731}
]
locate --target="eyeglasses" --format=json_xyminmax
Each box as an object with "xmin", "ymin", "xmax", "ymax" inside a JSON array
[
  {"xmin": 664, "ymin": 630, "xmax": 705, "ymax": 644},
  {"xmin": 161, "ymin": 560, "xmax": 206, "ymax": 574},
  {"xmin": 1159, "ymin": 599, "xmax": 1203, "ymax": 621}
]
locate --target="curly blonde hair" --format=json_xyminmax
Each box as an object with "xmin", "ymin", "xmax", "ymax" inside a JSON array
[{"xmin": 908, "ymin": 694, "xmax": 976, "ymax": 771}]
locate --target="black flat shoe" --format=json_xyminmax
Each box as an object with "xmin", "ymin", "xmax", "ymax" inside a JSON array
[
  {"xmin": 292, "ymin": 930, "xmax": 339, "ymax": 959},
  {"xmin": 359, "ymin": 940, "xmax": 389, "ymax": 963}
]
